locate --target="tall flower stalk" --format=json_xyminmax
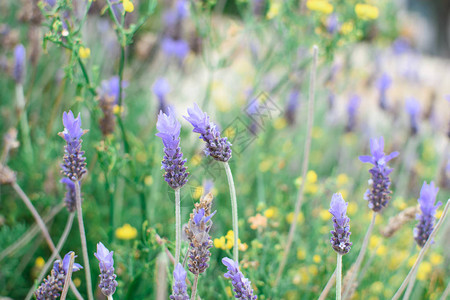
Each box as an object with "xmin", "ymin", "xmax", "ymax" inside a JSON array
[
  {"xmin": 59, "ymin": 111, "xmax": 93, "ymax": 300},
  {"xmin": 94, "ymin": 242, "xmax": 118, "ymax": 299},
  {"xmin": 156, "ymin": 108, "xmax": 189, "ymax": 264}
]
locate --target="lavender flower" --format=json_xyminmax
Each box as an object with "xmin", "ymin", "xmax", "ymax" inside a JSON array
[
  {"xmin": 97, "ymin": 76, "xmax": 128, "ymax": 136},
  {"xmin": 60, "ymin": 177, "xmax": 77, "ymax": 212},
  {"xmin": 285, "ymin": 89, "xmax": 300, "ymax": 125},
  {"xmin": 170, "ymin": 263, "xmax": 189, "ymax": 300},
  {"xmin": 329, "ymin": 193, "xmax": 352, "ymax": 255},
  {"xmin": 326, "ymin": 13, "xmax": 339, "ymax": 34},
  {"xmin": 184, "ymin": 103, "xmax": 232, "ymax": 162},
  {"xmin": 405, "ymin": 97, "xmax": 420, "ymax": 135},
  {"xmin": 222, "ymin": 257, "xmax": 257, "ymax": 300},
  {"xmin": 152, "ymin": 77, "xmax": 170, "ymax": 114},
  {"xmin": 59, "ymin": 111, "xmax": 87, "ymax": 181},
  {"xmin": 377, "ymin": 73, "xmax": 392, "ymax": 110},
  {"xmin": 161, "ymin": 37, "xmax": 190, "ymax": 61},
  {"xmin": 414, "ymin": 182, "xmax": 442, "ymax": 247},
  {"xmin": 156, "ymin": 108, "xmax": 189, "ymax": 189},
  {"xmin": 359, "ymin": 137, "xmax": 399, "ymax": 212},
  {"xmin": 35, "ymin": 252, "xmax": 83, "ymax": 300},
  {"xmin": 13, "ymin": 44, "xmax": 26, "ymax": 84},
  {"xmin": 345, "ymin": 95, "xmax": 360, "ymax": 132},
  {"xmin": 94, "ymin": 242, "xmax": 118, "ymax": 297},
  {"xmin": 185, "ymin": 207, "xmax": 215, "ymax": 275}
]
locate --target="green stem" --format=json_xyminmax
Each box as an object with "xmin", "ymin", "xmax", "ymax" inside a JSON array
[
  {"xmin": 74, "ymin": 180, "xmax": 94, "ymax": 300},
  {"xmin": 15, "ymin": 84, "xmax": 33, "ymax": 157},
  {"xmin": 336, "ymin": 254, "xmax": 342, "ymax": 300},
  {"xmin": 175, "ymin": 188, "xmax": 181, "ymax": 264},
  {"xmin": 223, "ymin": 162, "xmax": 239, "ymax": 262}
]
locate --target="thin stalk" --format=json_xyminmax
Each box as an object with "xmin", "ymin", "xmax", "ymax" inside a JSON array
[
  {"xmin": 25, "ymin": 213, "xmax": 75, "ymax": 300},
  {"xmin": 191, "ymin": 275, "xmax": 199, "ymax": 300},
  {"xmin": 74, "ymin": 180, "xmax": 94, "ymax": 300},
  {"xmin": 403, "ymin": 266, "xmax": 419, "ymax": 300},
  {"xmin": 392, "ymin": 199, "xmax": 450, "ymax": 300},
  {"xmin": 60, "ymin": 252, "xmax": 75, "ymax": 300},
  {"xmin": 156, "ymin": 252, "xmax": 168, "ymax": 300},
  {"xmin": 274, "ymin": 45, "xmax": 318, "ymax": 287},
  {"xmin": 15, "ymin": 84, "xmax": 33, "ymax": 156},
  {"xmin": 175, "ymin": 188, "xmax": 181, "ymax": 264},
  {"xmin": 342, "ymin": 212, "xmax": 377, "ymax": 299},
  {"xmin": 108, "ymin": 296, "xmax": 114, "ymax": 300},
  {"xmin": 318, "ymin": 270, "xmax": 336, "ymax": 300},
  {"xmin": 441, "ymin": 282, "xmax": 450, "ymax": 300},
  {"xmin": 336, "ymin": 254, "xmax": 342, "ymax": 300},
  {"xmin": 223, "ymin": 162, "xmax": 239, "ymax": 262}
]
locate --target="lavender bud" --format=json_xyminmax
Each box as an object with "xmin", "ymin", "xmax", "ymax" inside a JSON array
[
  {"xmin": 284, "ymin": 89, "xmax": 300, "ymax": 126},
  {"xmin": 329, "ymin": 193, "xmax": 352, "ymax": 255},
  {"xmin": 184, "ymin": 103, "xmax": 232, "ymax": 162},
  {"xmin": 359, "ymin": 137, "xmax": 399, "ymax": 212},
  {"xmin": 58, "ymin": 111, "xmax": 88, "ymax": 181},
  {"xmin": 326, "ymin": 13, "xmax": 339, "ymax": 34},
  {"xmin": 94, "ymin": 242, "xmax": 118, "ymax": 297},
  {"xmin": 414, "ymin": 182, "xmax": 442, "ymax": 247},
  {"xmin": 152, "ymin": 77, "xmax": 170, "ymax": 114},
  {"xmin": 13, "ymin": 44, "xmax": 26, "ymax": 84},
  {"xmin": 222, "ymin": 257, "xmax": 257, "ymax": 300},
  {"xmin": 170, "ymin": 263, "xmax": 189, "ymax": 300},
  {"xmin": 60, "ymin": 178, "xmax": 78, "ymax": 212},
  {"xmin": 97, "ymin": 76, "xmax": 128, "ymax": 136},
  {"xmin": 156, "ymin": 108, "xmax": 189, "ymax": 189},
  {"xmin": 405, "ymin": 97, "xmax": 420, "ymax": 135},
  {"xmin": 377, "ymin": 73, "xmax": 392, "ymax": 110},
  {"xmin": 345, "ymin": 95, "xmax": 360, "ymax": 132},
  {"xmin": 35, "ymin": 252, "xmax": 83, "ymax": 300}
]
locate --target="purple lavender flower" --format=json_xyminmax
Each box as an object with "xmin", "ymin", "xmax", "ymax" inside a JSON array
[
  {"xmin": 60, "ymin": 178, "xmax": 77, "ymax": 212},
  {"xmin": 185, "ymin": 208, "xmax": 215, "ymax": 275},
  {"xmin": 329, "ymin": 193, "xmax": 352, "ymax": 255},
  {"xmin": 35, "ymin": 252, "xmax": 83, "ymax": 300},
  {"xmin": 59, "ymin": 111, "xmax": 87, "ymax": 181},
  {"xmin": 359, "ymin": 137, "xmax": 399, "ymax": 212},
  {"xmin": 405, "ymin": 97, "xmax": 420, "ymax": 135},
  {"xmin": 98, "ymin": 76, "xmax": 128, "ymax": 104},
  {"xmin": 392, "ymin": 37, "xmax": 410, "ymax": 56},
  {"xmin": 94, "ymin": 242, "xmax": 118, "ymax": 297},
  {"xmin": 184, "ymin": 103, "xmax": 232, "ymax": 162},
  {"xmin": 345, "ymin": 95, "xmax": 361, "ymax": 132},
  {"xmin": 13, "ymin": 44, "xmax": 26, "ymax": 84},
  {"xmin": 156, "ymin": 108, "xmax": 189, "ymax": 189},
  {"xmin": 377, "ymin": 73, "xmax": 392, "ymax": 110},
  {"xmin": 285, "ymin": 89, "xmax": 300, "ymax": 125},
  {"xmin": 152, "ymin": 77, "xmax": 170, "ymax": 114},
  {"xmin": 162, "ymin": 37, "xmax": 190, "ymax": 61},
  {"xmin": 414, "ymin": 182, "xmax": 442, "ymax": 247},
  {"xmin": 222, "ymin": 257, "xmax": 257, "ymax": 300},
  {"xmin": 170, "ymin": 263, "xmax": 189, "ymax": 300},
  {"xmin": 97, "ymin": 76, "xmax": 128, "ymax": 135},
  {"xmin": 326, "ymin": 13, "xmax": 339, "ymax": 34}
]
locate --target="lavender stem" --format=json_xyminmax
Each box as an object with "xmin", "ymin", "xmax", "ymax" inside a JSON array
[
  {"xmin": 342, "ymin": 212, "xmax": 377, "ymax": 299},
  {"xmin": 392, "ymin": 199, "xmax": 450, "ymax": 300},
  {"xmin": 336, "ymin": 254, "xmax": 342, "ymax": 300},
  {"xmin": 175, "ymin": 188, "xmax": 181, "ymax": 264},
  {"xmin": 318, "ymin": 270, "xmax": 336, "ymax": 300},
  {"xmin": 61, "ymin": 252, "xmax": 75, "ymax": 300},
  {"xmin": 108, "ymin": 296, "xmax": 113, "ymax": 300},
  {"xmin": 75, "ymin": 180, "xmax": 94, "ymax": 300},
  {"xmin": 223, "ymin": 162, "xmax": 239, "ymax": 262},
  {"xmin": 191, "ymin": 275, "xmax": 199, "ymax": 300},
  {"xmin": 403, "ymin": 266, "xmax": 419, "ymax": 300},
  {"xmin": 275, "ymin": 45, "xmax": 318, "ymax": 286}
]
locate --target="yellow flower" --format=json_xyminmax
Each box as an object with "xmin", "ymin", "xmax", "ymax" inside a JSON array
[
  {"xmin": 274, "ymin": 117, "xmax": 287, "ymax": 130},
  {"xmin": 248, "ymin": 213, "xmax": 268, "ymax": 230},
  {"xmin": 239, "ymin": 243, "xmax": 248, "ymax": 252},
  {"xmin": 264, "ymin": 207, "xmax": 277, "ymax": 219},
  {"xmin": 436, "ymin": 209, "xmax": 443, "ymax": 219},
  {"xmin": 338, "ymin": 189, "xmax": 348, "ymax": 200},
  {"xmin": 266, "ymin": 2, "xmax": 281, "ymax": 19},
  {"xmin": 73, "ymin": 277, "xmax": 81, "ymax": 287},
  {"xmin": 306, "ymin": 0, "xmax": 333, "ymax": 14},
  {"xmin": 136, "ymin": 151, "xmax": 147, "ymax": 163},
  {"xmin": 306, "ymin": 170, "xmax": 318, "ymax": 183},
  {"xmin": 113, "ymin": 105, "xmax": 124, "ymax": 115},
  {"xmin": 224, "ymin": 127, "xmax": 236, "ymax": 140},
  {"xmin": 416, "ymin": 262, "xmax": 432, "ymax": 281},
  {"xmin": 193, "ymin": 186, "xmax": 204, "ymax": 199},
  {"xmin": 340, "ymin": 21, "xmax": 354, "ymax": 35},
  {"xmin": 214, "ymin": 236, "xmax": 226, "ymax": 249},
  {"xmin": 225, "ymin": 286, "xmax": 233, "ymax": 297},
  {"xmin": 286, "ymin": 212, "xmax": 304, "ymax": 224},
  {"xmin": 123, "ymin": 0, "xmax": 134, "ymax": 12},
  {"xmin": 319, "ymin": 209, "xmax": 331, "ymax": 221},
  {"xmin": 259, "ymin": 159, "xmax": 273, "ymax": 173},
  {"xmin": 190, "ymin": 154, "xmax": 202, "ymax": 166},
  {"xmin": 308, "ymin": 265, "xmax": 318, "ymax": 275},
  {"xmin": 35, "ymin": 257, "xmax": 45, "ymax": 268},
  {"xmin": 376, "ymin": 245, "xmax": 387, "ymax": 256},
  {"xmin": 369, "ymin": 235, "xmax": 381, "ymax": 250},
  {"xmin": 347, "ymin": 202, "xmax": 357, "ymax": 216},
  {"xmin": 408, "ymin": 254, "xmax": 418, "ymax": 268},
  {"xmin": 79, "ymin": 47, "xmax": 91, "ymax": 59},
  {"xmin": 313, "ymin": 254, "xmax": 321, "ymax": 263},
  {"xmin": 115, "ymin": 223, "xmax": 138, "ymax": 240},
  {"xmin": 430, "ymin": 253, "xmax": 443, "ymax": 265},
  {"xmin": 355, "ymin": 3, "xmax": 379, "ymax": 20},
  {"xmin": 144, "ymin": 175, "xmax": 153, "ymax": 186},
  {"xmin": 336, "ymin": 174, "xmax": 349, "ymax": 187},
  {"xmin": 297, "ymin": 248, "xmax": 306, "ymax": 260}
]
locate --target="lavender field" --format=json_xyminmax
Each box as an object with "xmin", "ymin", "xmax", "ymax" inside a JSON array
[{"xmin": 0, "ymin": 0, "xmax": 449, "ymax": 299}]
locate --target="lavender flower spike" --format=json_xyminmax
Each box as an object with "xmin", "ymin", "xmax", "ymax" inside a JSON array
[
  {"xmin": 60, "ymin": 177, "xmax": 78, "ymax": 212},
  {"xmin": 13, "ymin": 44, "xmax": 26, "ymax": 84},
  {"xmin": 170, "ymin": 263, "xmax": 189, "ymax": 300},
  {"xmin": 414, "ymin": 182, "xmax": 442, "ymax": 247},
  {"xmin": 359, "ymin": 137, "xmax": 399, "ymax": 212},
  {"xmin": 35, "ymin": 252, "xmax": 83, "ymax": 300},
  {"xmin": 184, "ymin": 103, "xmax": 232, "ymax": 162},
  {"xmin": 156, "ymin": 108, "xmax": 189, "ymax": 189},
  {"xmin": 222, "ymin": 257, "xmax": 257, "ymax": 300},
  {"xmin": 94, "ymin": 242, "xmax": 118, "ymax": 297},
  {"xmin": 58, "ymin": 111, "xmax": 88, "ymax": 181},
  {"xmin": 405, "ymin": 97, "xmax": 420, "ymax": 135},
  {"xmin": 329, "ymin": 193, "xmax": 352, "ymax": 255}
]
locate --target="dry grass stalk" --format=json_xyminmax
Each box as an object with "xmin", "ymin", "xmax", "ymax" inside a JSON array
[{"xmin": 380, "ymin": 206, "xmax": 419, "ymax": 238}]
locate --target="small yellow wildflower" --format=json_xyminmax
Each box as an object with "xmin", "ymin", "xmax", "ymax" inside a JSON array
[
  {"xmin": 338, "ymin": 189, "xmax": 348, "ymax": 200},
  {"xmin": 313, "ymin": 254, "xmax": 321, "ymax": 263},
  {"xmin": 224, "ymin": 127, "xmax": 236, "ymax": 140},
  {"xmin": 347, "ymin": 202, "xmax": 357, "ymax": 216},
  {"xmin": 376, "ymin": 245, "xmax": 387, "ymax": 256},
  {"xmin": 319, "ymin": 209, "xmax": 331, "ymax": 221},
  {"xmin": 308, "ymin": 265, "xmax": 318, "ymax": 275},
  {"xmin": 297, "ymin": 248, "xmax": 306, "ymax": 260},
  {"xmin": 336, "ymin": 174, "xmax": 349, "ymax": 187},
  {"xmin": 306, "ymin": 0, "xmax": 333, "ymax": 14},
  {"xmin": 190, "ymin": 154, "xmax": 202, "ymax": 166},
  {"xmin": 193, "ymin": 186, "xmax": 204, "ymax": 199},
  {"xmin": 113, "ymin": 105, "xmax": 124, "ymax": 115},
  {"xmin": 35, "ymin": 257, "xmax": 45, "ymax": 268},
  {"xmin": 123, "ymin": 0, "xmax": 134, "ymax": 13},
  {"xmin": 369, "ymin": 235, "xmax": 381, "ymax": 250},
  {"xmin": 430, "ymin": 253, "xmax": 443, "ymax": 265},
  {"xmin": 73, "ymin": 277, "xmax": 81, "ymax": 287},
  {"xmin": 286, "ymin": 212, "xmax": 304, "ymax": 224},
  {"xmin": 306, "ymin": 170, "xmax": 318, "ymax": 183},
  {"xmin": 340, "ymin": 21, "xmax": 354, "ymax": 35},
  {"xmin": 225, "ymin": 286, "xmax": 233, "ymax": 297},
  {"xmin": 259, "ymin": 159, "xmax": 273, "ymax": 173},
  {"xmin": 115, "ymin": 223, "xmax": 138, "ymax": 240},
  {"xmin": 264, "ymin": 207, "xmax": 277, "ymax": 218},
  {"xmin": 144, "ymin": 175, "xmax": 153, "ymax": 186},
  {"xmin": 239, "ymin": 243, "xmax": 248, "ymax": 252},
  {"xmin": 274, "ymin": 117, "xmax": 287, "ymax": 130},
  {"xmin": 355, "ymin": 3, "xmax": 379, "ymax": 20},
  {"xmin": 79, "ymin": 46, "xmax": 91, "ymax": 59},
  {"xmin": 266, "ymin": 2, "xmax": 281, "ymax": 19},
  {"xmin": 416, "ymin": 262, "xmax": 432, "ymax": 281},
  {"xmin": 436, "ymin": 209, "xmax": 443, "ymax": 219},
  {"xmin": 214, "ymin": 236, "xmax": 226, "ymax": 249}
]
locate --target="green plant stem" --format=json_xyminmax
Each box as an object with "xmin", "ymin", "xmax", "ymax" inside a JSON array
[
  {"xmin": 342, "ymin": 212, "xmax": 377, "ymax": 299},
  {"xmin": 392, "ymin": 199, "xmax": 450, "ymax": 300},
  {"xmin": 274, "ymin": 45, "xmax": 318, "ymax": 287},
  {"xmin": 15, "ymin": 84, "xmax": 33, "ymax": 157},
  {"xmin": 336, "ymin": 254, "xmax": 342, "ymax": 300},
  {"xmin": 175, "ymin": 188, "xmax": 181, "ymax": 264},
  {"xmin": 60, "ymin": 252, "xmax": 75, "ymax": 300},
  {"xmin": 403, "ymin": 266, "xmax": 419, "ymax": 300},
  {"xmin": 223, "ymin": 162, "xmax": 239, "ymax": 262},
  {"xmin": 191, "ymin": 275, "xmax": 199, "ymax": 300},
  {"xmin": 74, "ymin": 180, "xmax": 94, "ymax": 300}
]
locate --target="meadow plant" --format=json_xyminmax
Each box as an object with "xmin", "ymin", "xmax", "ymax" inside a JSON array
[
  {"xmin": 405, "ymin": 97, "xmax": 420, "ymax": 135},
  {"xmin": 222, "ymin": 257, "xmax": 257, "ymax": 300},
  {"xmin": 94, "ymin": 242, "xmax": 119, "ymax": 299},
  {"xmin": 376, "ymin": 73, "xmax": 392, "ymax": 110},
  {"xmin": 170, "ymin": 263, "xmax": 189, "ymax": 300},
  {"xmin": 414, "ymin": 181, "xmax": 441, "ymax": 247}
]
